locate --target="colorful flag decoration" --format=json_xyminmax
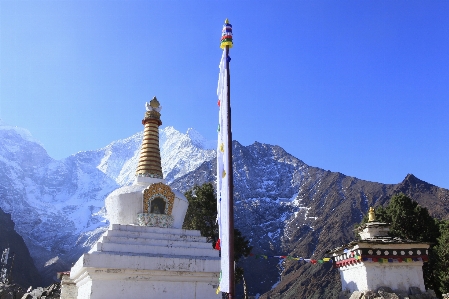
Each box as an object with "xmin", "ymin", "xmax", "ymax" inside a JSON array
[
  {"xmin": 217, "ymin": 42, "xmax": 231, "ymax": 293},
  {"xmin": 220, "ymin": 19, "xmax": 233, "ymax": 49}
]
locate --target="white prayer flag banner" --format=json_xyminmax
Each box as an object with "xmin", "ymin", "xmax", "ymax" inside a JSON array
[{"xmin": 217, "ymin": 49, "xmax": 230, "ymax": 293}]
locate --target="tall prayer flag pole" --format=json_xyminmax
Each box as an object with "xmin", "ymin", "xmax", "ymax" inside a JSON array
[{"xmin": 216, "ymin": 18, "xmax": 235, "ymax": 298}]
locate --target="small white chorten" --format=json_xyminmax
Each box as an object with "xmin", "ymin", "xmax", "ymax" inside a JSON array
[
  {"xmin": 329, "ymin": 207, "xmax": 430, "ymax": 293},
  {"xmin": 69, "ymin": 97, "xmax": 220, "ymax": 299}
]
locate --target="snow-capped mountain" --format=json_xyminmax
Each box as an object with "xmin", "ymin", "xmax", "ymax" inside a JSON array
[
  {"xmin": 0, "ymin": 122, "xmax": 215, "ymax": 284},
  {"xmin": 93, "ymin": 126, "xmax": 215, "ymax": 186},
  {"xmin": 170, "ymin": 142, "xmax": 449, "ymax": 298},
  {"xmin": 0, "ymin": 121, "xmax": 119, "ymax": 280},
  {"xmin": 160, "ymin": 127, "xmax": 215, "ymax": 183},
  {"xmin": 1, "ymin": 120, "xmax": 448, "ymax": 297}
]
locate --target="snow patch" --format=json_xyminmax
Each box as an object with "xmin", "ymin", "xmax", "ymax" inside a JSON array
[{"xmin": 44, "ymin": 256, "xmax": 60, "ymax": 267}]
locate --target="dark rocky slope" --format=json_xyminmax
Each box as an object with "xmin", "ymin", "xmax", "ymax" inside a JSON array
[
  {"xmin": 172, "ymin": 142, "xmax": 449, "ymax": 298},
  {"xmin": 261, "ymin": 174, "xmax": 448, "ymax": 299},
  {"xmin": 0, "ymin": 207, "xmax": 41, "ymax": 288}
]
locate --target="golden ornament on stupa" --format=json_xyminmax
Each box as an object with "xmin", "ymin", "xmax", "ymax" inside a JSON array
[
  {"xmin": 135, "ymin": 96, "xmax": 163, "ymax": 179},
  {"xmin": 368, "ymin": 207, "xmax": 376, "ymax": 222}
]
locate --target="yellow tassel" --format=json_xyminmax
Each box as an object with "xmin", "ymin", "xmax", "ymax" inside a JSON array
[
  {"xmin": 220, "ymin": 41, "xmax": 234, "ymax": 49},
  {"xmin": 220, "ymin": 143, "xmax": 225, "ymax": 153},
  {"xmin": 216, "ymin": 286, "xmax": 220, "ymax": 294},
  {"xmin": 222, "ymin": 170, "xmax": 226, "ymax": 178}
]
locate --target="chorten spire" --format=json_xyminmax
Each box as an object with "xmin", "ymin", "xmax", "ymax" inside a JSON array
[
  {"xmin": 136, "ymin": 96, "xmax": 163, "ymax": 179},
  {"xmin": 368, "ymin": 207, "xmax": 376, "ymax": 222}
]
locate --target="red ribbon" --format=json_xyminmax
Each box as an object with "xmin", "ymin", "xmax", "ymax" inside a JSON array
[{"xmin": 214, "ymin": 239, "xmax": 221, "ymax": 250}]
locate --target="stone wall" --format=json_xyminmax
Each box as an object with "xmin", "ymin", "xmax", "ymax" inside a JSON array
[
  {"xmin": 0, "ymin": 282, "xmax": 61, "ymax": 299},
  {"xmin": 20, "ymin": 283, "xmax": 61, "ymax": 299},
  {"xmin": 59, "ymin": 273, "xmax": 76, "ymax": 299},
  {"xmin": 340, "ymin": 286, "xmax": 438, "ymax": 299}
]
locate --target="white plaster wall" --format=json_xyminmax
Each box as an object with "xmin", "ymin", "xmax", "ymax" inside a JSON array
[
  {"xmin": 340, "ymin": 263, "xmax": 369, "ymax": 292},
  {"xmin": 135, "ymin": 176, "xmax": 165, "ymax": 186},
  {"xmin": 76, "ymin": 279, "xmax": 92, "ymax": 299},
  {"xmin": 105, "ymin": 183, "xmax": 188, "ymax": 228},
  {"xmin": 71, "ymin": 254, "xmax": 220, "ymax": 276},
  {"xmin": 339, "ymin": 262, "xmax": 426, "ymax": 293},
  {"xmin": 85, "ymin": 278, "xmax": 219, "ymax": 299},
  {"xmin": 172, "ymin": 191, "xmax": 188, "ymax": 228},
  {"xmin": 105, "ymin": 185, "xmax": 145, "ymax": 226},
  {"xmin": 365, "ymin": 263, "xmax": 425, "ymax": 292},
  {"xmin": 71, "ymin": 223, "xmax": 221, "ymax": 299},
  {"xmin": 72, "ymin": 268, "xmax": 220, "ymax": 299},
  {"xmin": 359, "ymin": 225, "xmax": 390, "ymax": 239}
]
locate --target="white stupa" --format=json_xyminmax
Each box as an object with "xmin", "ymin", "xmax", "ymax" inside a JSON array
[
  {"xmin": 69, "ymin": 97, "xmax": 221, "ymax": 299},
  {"xmin": 329, "ymin": 207, "xmax": 430, "ymax": 293}
]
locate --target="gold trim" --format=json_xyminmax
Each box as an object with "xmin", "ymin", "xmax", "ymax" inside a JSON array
[
  {"xmin": 136, "ymin": 97, "xmax": 163, "ymax": 178},
  {"xmin": 143, "ymin": 130, "xmax": 159, "ymax": 136},
  {"xmin": 143, "ymin": 126, "xmax": 159, "ymax": 131},
  {"xmin": 138, "ymin": 154, "xmax": 161, "ymax": 160},
  {"xmin": 368, "ymin": 207, "xmax": 376, "ymax": 222},
  {"xmin": 137, "ymin": 165, "xmax": 162, "ymax": 168},
  {"xmin": 140, "ymin": 155, "xmax": 160, "ymax": 159},
  {"xmin": 143, "ymin": 183, "xmax": 175, "ymax": 215},
  {"xmin": 137, "ymin": 159, "xmax": 161, "ymax": 163},
  {"xmin": 140, "ymin": 145, "xmax": 161, "ymax": 151}
]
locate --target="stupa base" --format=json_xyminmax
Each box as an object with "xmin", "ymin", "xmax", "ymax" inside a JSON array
[{"xmin": 69, "ymin": 224, "xmax": 221, "ymax": 299}]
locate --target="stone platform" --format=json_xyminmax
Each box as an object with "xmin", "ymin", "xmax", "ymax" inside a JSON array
[{"xmin": 70, "ymin": 224, "xmax": 220, "ymax": 299}]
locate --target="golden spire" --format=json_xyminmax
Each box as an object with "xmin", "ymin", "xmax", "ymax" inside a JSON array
[
  {"xmin": 368, "ymin": 207, "xmax": 376, "ymax": 222},
  {"xmin": 225, "ymin": 18, "xmax": 229, "ymax": 24},
  {"xmin": 135, "ymin": 96, "xmax": 163, "ymax": 179}
]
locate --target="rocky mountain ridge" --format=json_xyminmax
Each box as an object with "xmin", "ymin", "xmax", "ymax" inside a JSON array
[
  {"xmin": 0, "ymin": 207, "xmax": 41, "ymax": 288},
  {"xmin": 1, "ymin": 121, "xmax": 448, "ymax": 298},
  {"xmin": 0, "ymin": 122, "xmax": 215, "ymax": 285},
  {"xmin": 171, "ymin": 143, "xmax": 449, "ymax": 298}
]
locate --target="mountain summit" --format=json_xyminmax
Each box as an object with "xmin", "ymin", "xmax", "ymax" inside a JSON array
[
  {"xmin": 0, "ymin": 123, "xmax": 447, "ymax": 296},
  {"xmin": 0, "ymin": 125, "xmax": 214, "ymax": 285}
]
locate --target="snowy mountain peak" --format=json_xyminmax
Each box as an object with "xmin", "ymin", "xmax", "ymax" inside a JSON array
[
  {"xmin": 69, "ymin": 126, "xmax": 216, "ymax": 186},
  {"xmin": 186, "ymin": 128, "xmax": 215, "ymax": 149},
  {"xmin": 0, "ymin": 123, "xmax": 216, "ymax": 283},
  {"xmin": 159, "ymin": 127, "xmax": 216, "ymax": 183},
  {"xmin": 2, "ymin": 120, "xmax": 448, "ymax": 294},
  {"xmin": 0, "ymin": 121, "xmax": 42, "ymax": 145}
]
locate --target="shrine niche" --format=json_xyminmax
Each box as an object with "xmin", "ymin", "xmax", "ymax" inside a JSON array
[
  {"xmin": 150, "ymin": 197, "xmax": 166, "ymax": 214},
  {"xmin": 137, "ymin": 182, "xmax": 175, "ymax": 228}
]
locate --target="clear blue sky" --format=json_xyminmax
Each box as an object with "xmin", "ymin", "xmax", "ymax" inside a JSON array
[{"xmin": 1, "ymin": 1, "xmax": 448, "ymax": 189}]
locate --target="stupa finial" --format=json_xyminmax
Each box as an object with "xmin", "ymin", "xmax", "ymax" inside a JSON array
[
  {"xmin": 145, "ymin": 96, "xmax": 162, "ymax": 113},
  {"xmin": 368, "ymin": 207, "xmax": 376, "ymax": 222},
  {"xmin": 149, "ymin": 96, "xmax": 160, "ymax": 108},
  {"xmin": 136, "ymin": 96, "xmax": 163, "ymax": 179}
]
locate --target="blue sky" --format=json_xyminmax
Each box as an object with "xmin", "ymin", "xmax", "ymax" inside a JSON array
[{"xmin": 1, "ymin": 1, "xmax": 448, "ymax": 189}]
